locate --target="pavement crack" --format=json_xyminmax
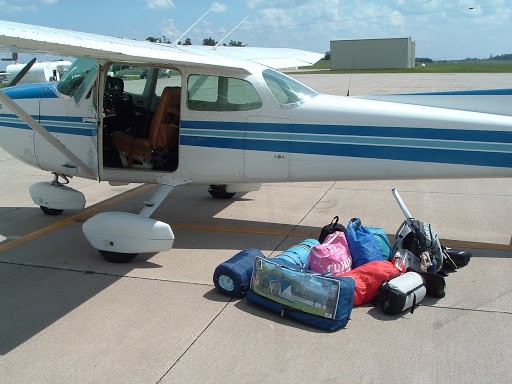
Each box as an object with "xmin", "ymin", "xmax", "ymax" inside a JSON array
[
  {"xmin": 270, "ymin": 181, "xmax": 336, "ymax": 255},
  {"xmin": 156, "ymin": 299, "xmax": 232, "ymax": 383},
  {"xmin": 0, "ymin": 260, "xmax": 214, "ymax": 287},
  {"xmin": 426, "ymin": 304, "xmax": 512, "ymax": 315}
]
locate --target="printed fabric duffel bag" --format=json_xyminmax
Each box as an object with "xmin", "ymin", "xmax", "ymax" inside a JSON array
[{"xmin": 246, "ymin": 256, "xmax": 355, "ymax": 331}]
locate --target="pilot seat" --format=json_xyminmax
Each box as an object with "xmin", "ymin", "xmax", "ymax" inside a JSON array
[{"xmin": 111, "ymin": 86, "xmax": 180, "ymax": 170}]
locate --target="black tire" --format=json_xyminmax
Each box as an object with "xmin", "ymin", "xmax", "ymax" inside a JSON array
[
  {"xmin": 208, "ymin": 185, "xmax": 236, "ymax": 199},
  {"xmin": 40, "ymin": 206, "xmax": 64, "ymax": 216},
  {"xmin": 99, "ymin": 250, "xmax": 138, "ymax": 263}
]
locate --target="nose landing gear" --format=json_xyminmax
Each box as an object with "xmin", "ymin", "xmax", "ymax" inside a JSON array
[{"xmin": 30, "ymin": 173, "xmax": 86, "ymax": 215}]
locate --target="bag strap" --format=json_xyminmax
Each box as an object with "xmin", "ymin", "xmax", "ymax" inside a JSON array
[
  {"xmin": 329, "ymin": 216, "xmax": 340, "ymax": 230},
  {"xmin": 406, "ymin": 282, "xmax": 424, "ymax": 314},
  {"xmin": 410, "ymin": 293, "xmax": 417, "ymax": 314}
]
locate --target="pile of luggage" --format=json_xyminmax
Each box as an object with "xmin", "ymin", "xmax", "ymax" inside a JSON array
[{"xmin": 212, "ymin": 189, "xmax": 471, "ymax": 331}]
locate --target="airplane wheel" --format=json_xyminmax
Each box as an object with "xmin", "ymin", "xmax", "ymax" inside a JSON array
[
  {"xmin": 40, "ymin": 206, "xmax": 64, "ymax": 216},
  {"xmin": 208, "ymin": 185, "xmax": 236, "ymax": 199},
  {"xmin": 99, "ymin": 250, "xmax": 138, "ymax": 263}
]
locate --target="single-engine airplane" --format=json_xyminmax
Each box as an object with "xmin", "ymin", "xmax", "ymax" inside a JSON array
[{"xmin": 0, "ymin": 20, "xmax": 511, "ymax": 263}]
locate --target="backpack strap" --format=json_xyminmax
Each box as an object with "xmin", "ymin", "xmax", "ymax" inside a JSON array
[{"xmin": 406, "ymin": 282, "xmax": 424, "ymax": 314}]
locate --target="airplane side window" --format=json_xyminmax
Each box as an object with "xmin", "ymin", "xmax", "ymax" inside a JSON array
[
  {"xmin": 187, "ymin": 74, "xmax": 262, "ymax": 111},
  {"xmin": 226, "ymin": 77, "xmax": 262, "ymax": 111}
]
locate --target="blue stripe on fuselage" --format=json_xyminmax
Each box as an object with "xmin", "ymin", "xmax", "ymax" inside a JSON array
[
  {"xmin": 180, "ymin": 120, "xmax": 512, "ymax": 168},
  {"xmin": 398, "ymin": 88, "xmax": 512, "ymax": 96},
  {"xmin": 181, "ymin": 120, "xmax": 512, "ymax": 143},
  {"xmin": 0, "ymin": 114, "xmax": 96, "ymax": 137},
  {"xmin": 1, "ymin": 83, "xmax": 58, "ymax": 99}
]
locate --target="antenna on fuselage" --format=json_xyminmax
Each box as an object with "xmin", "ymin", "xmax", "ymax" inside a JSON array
[
  {"xmin": 215, "ymin": 16, "xmax": 249, "ymax": 47},
  {"xmin": 172, "ymin": 6, "xmax": 216, "ymax": 46},
  {"xmin": 346, "ymin": 55, "xmax": 356, "ymax": 97}
]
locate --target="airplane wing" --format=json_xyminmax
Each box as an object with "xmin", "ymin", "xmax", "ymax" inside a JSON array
[
  {"xmin": 178, "ymin": 45, "xmax": 324, "ymax": 69},
  {"xmin": 0, "ymin": 20, "xmax": 322, "ymax": 70},
  {"xmin": 358, "ymin": 88, "xmax": 512, "ymax": 117}
]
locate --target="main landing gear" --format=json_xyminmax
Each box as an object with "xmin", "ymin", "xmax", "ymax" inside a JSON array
[
  {"xmin": 208, "ymin": 185, "xmax": 236, "ymax": 199},
  {"xmin": 82, "ymin": 184, "xmax": 178, "ymax": 263}
]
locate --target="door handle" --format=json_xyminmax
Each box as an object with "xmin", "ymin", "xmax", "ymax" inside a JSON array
[{"xmin": 82, "ymin": 117, "xmax": 97, "ymax": 123}]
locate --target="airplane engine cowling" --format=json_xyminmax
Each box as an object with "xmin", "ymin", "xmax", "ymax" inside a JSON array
[{"xmin": 82, "ymin": 212, "xmax": 174, "ymax": 254}]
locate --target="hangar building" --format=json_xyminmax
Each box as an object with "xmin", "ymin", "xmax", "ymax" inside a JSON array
[{"xmin": 330, "ymin": 37, "xmax": 415, "ymax": 70}]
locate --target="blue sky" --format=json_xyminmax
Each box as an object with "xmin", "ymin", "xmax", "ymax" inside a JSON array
[{"xmin": 1, "ymin": 0, "xmax": 511, "ymax": 68}]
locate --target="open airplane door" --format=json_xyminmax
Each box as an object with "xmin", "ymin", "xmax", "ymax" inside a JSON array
[{"xmin": 34, "ymin": 61, "xmax": 100, "ymax": 179}]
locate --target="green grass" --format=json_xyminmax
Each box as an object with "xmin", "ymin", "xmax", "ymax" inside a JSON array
[{"xmin": 298, "ymin": 59, "xmax": 512, "ymax": 73}]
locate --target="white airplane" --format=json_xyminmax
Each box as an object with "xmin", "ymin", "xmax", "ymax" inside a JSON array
[
  {"xmin": 0, "ymin": 20, "xmax": 511, "ymax": 263},
  {"xmin": 5, "ymin": 60, "xmax": 72, "ymax": 84}
]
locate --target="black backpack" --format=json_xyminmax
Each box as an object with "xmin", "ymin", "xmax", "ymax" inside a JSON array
[
  {"xmin": 318, "ymin": 216, "xmax": 346, "ymax": 243},
  {"xmin": 394, "ymin": 218, "xmax": 443, "ymax": 272}
]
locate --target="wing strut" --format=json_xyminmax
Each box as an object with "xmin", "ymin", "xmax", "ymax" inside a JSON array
[
  {"xmin": 215, "ymin": 16, "xmax": 249, "ymax": 47},
  {"xmin": 0, "ymin": 90, "xmax": 96, "ymax": 178},
  {"xmin": 172, "ymin": 6, "xmax": 216, "ymax": 46}
]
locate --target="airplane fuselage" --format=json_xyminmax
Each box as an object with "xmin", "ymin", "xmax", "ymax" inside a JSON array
[{"xmin": 1, "ymin": 60, "xmax": 512, "ymax": 190}]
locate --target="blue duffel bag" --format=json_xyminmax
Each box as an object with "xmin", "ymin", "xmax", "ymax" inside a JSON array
[
  {"xmin": 246, "ymin": 256, "xmax": 355, "ymax": 331},
  {"xmin": 346, "ymin": 218, "xmax": 385, "ymax": 268},
  {"xmin": 213, "ymin": 249, "xmax": 264, "ymax": 298},
  {"xmin": 366, "ymin": 226, "xmax": 392, "ymax": 260}
]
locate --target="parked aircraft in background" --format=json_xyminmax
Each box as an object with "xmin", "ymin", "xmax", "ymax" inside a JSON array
[
  {"xmin": 0, "ymin": 20, "xmax": 510, "ymax": 263},
  {"xmin": 5, "ymin": 60, "xmax": 71, "ymax": 84}
]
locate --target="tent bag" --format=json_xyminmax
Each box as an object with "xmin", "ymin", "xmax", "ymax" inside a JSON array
[
  {"xmin": 318, "ymin": 216, "xmax": 346, "ymax": 243},
  {"xmin": 378, "ymin": 271, "xmax": 426, "ymax": 315},
  {"xmin": 213, "ymin": 248, "xmax": 264, "ymax": 298},
  {"xmin": 247, "ymin": 256, "xmax": 355, "ymax": 331},
  {"xmin": 346, "ymin": 218, "xmax": 385, "ymax": 268},
  {"xmin": 341, "ymin": 261, "xmax": 401, "ymax": 305}
]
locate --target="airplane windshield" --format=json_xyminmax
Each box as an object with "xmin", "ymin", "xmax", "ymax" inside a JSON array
[
  {"xmin": 262, "ymin": 68, "xmax": 318, "ymax": 106},
  {"xmin": 56, "ymin": 58, "xmax": 97, "ymax": 97}
]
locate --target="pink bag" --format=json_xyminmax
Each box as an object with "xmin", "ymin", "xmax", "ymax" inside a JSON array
[
  {"xmin": 324, "ymin": 231, "xmax": 351, "ymax": 255},
  {"xmin": 308, "ymin": 232, "xmax": 352, "ymax": 275}
]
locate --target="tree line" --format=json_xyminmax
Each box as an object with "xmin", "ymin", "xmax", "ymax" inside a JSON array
[{"xmin": 146, "ymin": 36, "xmax": 245, "ymax": 47}]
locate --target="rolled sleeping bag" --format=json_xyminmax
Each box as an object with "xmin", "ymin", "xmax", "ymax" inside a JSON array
[
  {"xmin": 274, "ymin": 239, "xmax": 320, "ymax": 269},
  {"xmin": 213, "ymin": 248, "xmax": 264, "ymax": 298}
]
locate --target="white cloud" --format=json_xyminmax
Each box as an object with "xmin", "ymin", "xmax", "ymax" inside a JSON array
[
  {"xmin": 160, "ymin": 19, "xmax": 180, "ymax": 41},
  {"xmin": 0, "ymin": 0, "xmax": 59, "ymax": 13},
  {"xmin": 146, "ymin": 0, "xmax": 175, "ymax": 9},
  {"xmin": 212, "ymin": 2, "xmax": 227, "ymax": 13}
]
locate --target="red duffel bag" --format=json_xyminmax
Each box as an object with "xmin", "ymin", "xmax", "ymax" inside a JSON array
[{"xmin": 342, "ymin": 261, "xmax": 402, "ymax": 305}]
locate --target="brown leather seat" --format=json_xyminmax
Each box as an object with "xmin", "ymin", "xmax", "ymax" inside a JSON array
[{"xmin": 112, "ymin": 86, "xmax": 180, "ymax": 168}]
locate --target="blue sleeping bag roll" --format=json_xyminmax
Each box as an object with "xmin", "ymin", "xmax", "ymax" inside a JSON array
[
  {"xmin": 274, "ymin": 239, "xmax": 319, "ymax": 269},
  {"xmin": 213, "ymin": 249, "xmax": 264, "ymax": 298}
]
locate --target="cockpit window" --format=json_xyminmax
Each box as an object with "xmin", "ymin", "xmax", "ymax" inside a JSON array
[
  {"xmin": 262, "ymin": 68, "xmax": 318, "ymax": 106},
  {"xmin": 56, "ymin": 58, "xmax": 97, "ymax": 97}
]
